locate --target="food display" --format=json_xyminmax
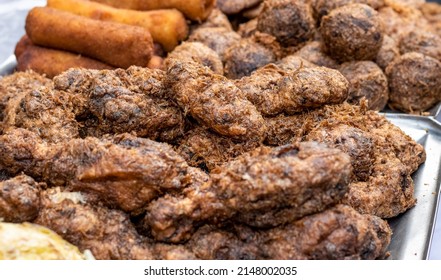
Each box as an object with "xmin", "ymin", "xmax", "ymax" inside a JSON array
[{"xmin": 1, "ymin": 0, "xmax": 441, "ymax": 260}]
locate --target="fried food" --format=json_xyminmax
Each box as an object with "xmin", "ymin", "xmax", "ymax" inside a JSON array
[
  {"xmin": 26, "ymin": 7, "xmax": 153, "ymax": 68},
  {"xmin": 386, "ymin": 52, "xmax": 441, "ymax": 112},
  {"xmin": 375, "ymin": 35, "xmax": 400, "ymax": 70},
  {"xmin": 165, "ymin": 42, "xmax": 224, "ymax": 75},
  {"xmin": 193, "ymin": 8, "xmax": 233, "ymax": 31},
  {"xmin": 275, "ymin": 55, "xmax": 316, "ymax": 71},
  {"xmin": 90, "ymin": 0, "xmax": 215, "ymax": 21},
  {"xmin": 35, "ymin": 188, "xmax": 154, "ymax": 260},
  {"xmin": 339, "ymin": 61, "xmax": 389, "ymax": 110},
  {"xmin": 399, "ymin": 29, "xmax": 441, "ymax": 61},
  {"xmin": 217, "ymin": 0, "xmax": 262, "ymax": 15},
  {"xmin": 165, "ymin": 59, "xmax": 266, "ymax": 142},
  {"xmin": 47, "ymin": 0, "xmax": 188, "ymax": 52},
  {"xmin": 320, "ymin": 4, "xmax": 384, "ymax": 62},
  {"xmin": 16, "ymin": 41, "xmax": 114, "ymax": 78},
  {"xmin": 144, "ymin": 143, "xmax": 351, "ymax": 243},
  {"xmin": 53, "ymin": 67, "xmax": 185, "ymax": 142},
  {"xmin": 236, "ymin": 64, "xmax": 349, "ymax": 116},
  {"xmin": 176, "ymin": 127, "xmax": 261, "ymax": 171},
  {"xmin": 188, "ymin": 205, "xmax": 391, "ymax": 260},
  {"xmin": 256, "ymin": 0, "xmax": 315, "ymax": 48},
  {"xmin": 311, "ymin": 0, "xmax": 385, "ymax": 21},
  {"xmin": 14, "ymin": 35, "xmax": 33, "ymax": 59},
  {"xmin": 188, "ymin": 27, "xmax": 241, "ymax": 61},
  {"xmin": 294, "ymin": 41, "xmax": 339, "ymax": 69},
  {"xmin": 223, "ymin": 38, "xmax": 276, "ymax": 79},
  {"xmin": 0, "ymin": 129, "xmax": 190, "ymax": 213},
  {"xmin": 0, "ymin": 222, "xmax": 89, "ymax": 260},
  {"xmin": 0, "ymin": 175, "xmax": 43, "ymax": 223}
]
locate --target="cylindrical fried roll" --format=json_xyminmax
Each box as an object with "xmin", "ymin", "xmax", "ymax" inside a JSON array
[
  {"xmin": 26, "ymin": 7, "xmax": 153, "ymax": 68},
  {"xmin": 16, "ymin": 43, "xmax": 114, "ymax": 78},
  {"xmin": 90, "ymin": 0, "xmax": 215, "ymax": 21},
  {"xmin": 14, "ymin": 35, "xmax": 33, "ymax": 59},
  {"xmin": 47, "ymin": 0, "xmax": 188, "ymax": 51}
]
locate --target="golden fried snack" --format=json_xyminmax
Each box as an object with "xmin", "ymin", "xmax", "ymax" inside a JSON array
[
  {"xmin": 16, "ymin": 43, "xmax": 114, "ymax": 79},
  {"xmin": 375, "ymin": 35, "xmax": 400, "ymax": 70},
  {"xmin": 294, "ymin": 41, "xmax": 339, "ymax": 69},
  {"xmin": 217, "ymin": 0, "xmax": 262, "ymax": 15},
  {"xmin": 399, "ymin": 29, "xmax": 441, "ymax": 61},
  {"xmin": 26, "ymin": 7, "xmax": 153, "ymax": 68},
  {"xmin": 90, "ymin": 0, "xmax": 215, "ymax": 21},
  {"xmin": 47, "ymin": 0, "xmax": 188, "ymax": 51},
  {"xmin": 14, "ymin": 35, "xmax": 33, "ymax": 59}
]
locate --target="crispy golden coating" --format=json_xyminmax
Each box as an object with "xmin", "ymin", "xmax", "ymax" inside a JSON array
[
  {"xmin": 386, "ymin": 52, "xmax": 441, "ymax": 112},
  {"xmin": 217, "ymin": 0, "xmax": 262, "ymax": 15},
  {"xmin": 90, "ymin": 0, "xmax": 215, "ymax": 21},
  {"xmin": 339, "ymin": 61, "xmax": 389, "ymax": 110},
  {"xmin": 165, "ymin": 42, "xmax": 224, "ymax": 75},
  {"xmin": 320, "ymin": 4, "xmax": 384, "ymax": 62},
  {"xmin": 35, "ymin": 189, "xmax": 154, "ymax": 260},
  {"xmin": 375, "ymin": 35, "xmax": 400, "ymax": 70},
  {"xmin": 236, "ymin": 64, "xmax": 349, "ymax": 116},
  {"xmin": 188, "ymin": 205, "xmax": 391, "ymax": 260},
  {"xmin": 0, "ymin": 175, "xmax": 43, "ymax": 223},
  {"xmin": 294, "ymin": 41, "xmax": 339, "ymax": 69},
  {"xmin": 144, "ymin": 143, "xmax": 351, "ymax": 243},
  {"xmin": 188, "ymin": 27, "xmax": 241, "ymax": 61},
  {"xmin": 165, "ymin": 59, "xmax": 266, "ymax": 142},
  {"xmin": 224, "ymin": 38, "xmax": 276, "ymax": 79},
  {"xmin": 53, "ymin": 67, "xmax": 185, "ymax": 142},
  {"xmin": 16, "ymin": 43, "xmax": 114, "ymax": 78},
  {"xmin": 256, "ymin": 0, "xmax": 315, "ymax": 48},
  {"xmin": 0, "ymin": 129, "xmax": 190, "ymax": 213},
  {"xmin": 47, "ymin": 0, "xmax": 188, "ymax": 52},
  {"xmin": 176, "ymin": 127, "xmax": 261, "ymax": 171},
  {"xmin": 312, "ymin": 0, "xmax": 385, "ymax": 21},
  {"xmin": 26, "ymin": 7, "xmax": 153, "ymax": 68},
  {"xmin": 399, "ymin": 30, "xmax": 441, "ymax": 61}
]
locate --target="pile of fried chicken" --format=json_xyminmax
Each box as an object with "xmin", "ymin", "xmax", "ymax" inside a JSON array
[{"xmin": 0, "ymin": 0, "xmax": 430, "ymax": 260}]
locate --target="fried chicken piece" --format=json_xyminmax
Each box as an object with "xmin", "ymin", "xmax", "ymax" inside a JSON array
[
  {"xmin": 257, "ymin": 0, "xmax": 315, "ymax": 48},
  {"xmin": 386, "ymin": 52, "xmax": 441, "ymax": 113},
  {"xmin": 165, "ymin": 59, "xmax": 266, "ymax": 142},
  {"xmin": 375, "ymin": 35, "xmax": 400, "ymax": 70},
  {"xmin": 321, "ymin": 4, "xmax": 384, "ymax": 62},
  {"xmin": 0, "ymin": 71, "xmax": 49, "ymax": 126},
  {"xmin": 53, "ymin": 67, "xmax": 185, "ymax": 142},
  {"xmin": 217, "ymin": 0, "xmax": 262, "ymax": 15},
  {"xmin": 236, "ymin": 64, "xmax": 349, "ymax": 116},
  {"xmin": 0, "ymin": 175, "xmax": 43, "ymax": 223},
  {"xmin": 34, "ymin": 188, "xmax": 154, "ymax": 260},
  {"xmin": 344, "ymin": 156, "xmax": 415, "ymax": 217},
  {"xmin": 165, "ymin": 42, "xmax": 224, "ymax": 75},
  {"xmin": 339, "ymin": 61, "xmax": 389, "ymax": 110},
  {"xmin": 188, "ymin": 205, "xmax": 391, "ymax": 260},
  {"xmin": 306, "ymin": 124, "xmax": 375, "ymax": 181},
  {"xmin": 176, "ymin": 127, "xmax": 262, "ymax": 171},
  {"xmin": 399, "ymin": 29, "xmax": 441, "ymax": 61},
  {"xmin": 144, "ymin": 143, "xmax": 351, "ymax": 243},
  {"xmin": 294, "ymin": 41, "xmax": 339, "ymax": 69},
  {"xmin": 188, "ymin": 27, "xmax": 241, "ymax": 61},
  {"xmin": 262, "ymin": 204, "xmax": 391, "ymax": 260},
  {"xmin": 224, "ymin": 38, "xmax": 276, "ymax": 79},
  {"xmin": 0, "ymin": 129, "xmax": 190, "ymax": 213}
]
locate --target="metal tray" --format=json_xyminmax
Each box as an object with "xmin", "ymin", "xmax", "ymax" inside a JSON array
[{"xmin": 1, "ymin": 59, "xmax": 441, "ymax": 260}]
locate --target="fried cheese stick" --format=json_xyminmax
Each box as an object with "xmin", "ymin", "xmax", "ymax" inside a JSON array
[
  {"xmin": 90, "ymin": 0, "xmax": 215, "ymax": 21},
  {"xmin": 26, "ymin": 7, "xmax": 153, "ymax": 68},
  {"xmin": 15, "ymin": 36, "xmax": 114, "ymax": 78},
  {"xmin": 47, "ymin": 0, "xmax": 188, "ymax": 51}
]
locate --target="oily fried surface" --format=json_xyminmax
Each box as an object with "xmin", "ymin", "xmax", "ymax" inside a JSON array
[
  {"xmin": 0, "ymin": 175, "xmax": 43, "ymax": 223},
  {"xmin": 188, "ymin": 205, "xmax": 391, "ymax": 260},
  {"xmin": 0, "ymin": 129, "xmax": 190, "ymax": 213},
  {"xmin": 53, "ymin": 67, "xmax": 185, "ymax": 142},
  {"xmin": 236, "ymin": 64, "xmax": 349, "ymax": 116},
  {"xmin": 339, "ymin": 60, "xmax": 389, "ymax": 110},
  {"xmin": 165, "ymin": 59, "xmax": 266, "ymax": 142}
]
